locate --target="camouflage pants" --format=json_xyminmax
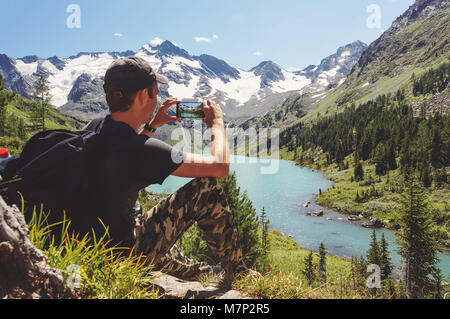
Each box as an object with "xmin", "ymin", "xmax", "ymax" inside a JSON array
[{"xmin": 133, "ymin": 177, "xmax": 244, "ymax": 280}]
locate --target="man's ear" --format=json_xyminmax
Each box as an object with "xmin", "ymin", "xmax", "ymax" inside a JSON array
[
  {"xmin": 146, "ymin": 87, "xmax": 153, "ymax": 99},
  {"xmin": 135, "ymin": 89, "xmax": 148, "ymax": 104}
]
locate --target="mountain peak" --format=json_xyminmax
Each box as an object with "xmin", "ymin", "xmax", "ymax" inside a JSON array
[
  {"xmin": 251, "ymin": 60, "xmax": 281, "ymax": 71},
  {"xmin": 293, "ymin": 40, "xmax": 367, "ymax": 90},
  {"xmin": 250, "ymin": 61, "xmax": 285, "ymax": 88},
  {"xmin": 194, "ymin": 54, "xmax": 240, "ymax": 82},
  {"xmin": 153, "ymin": 40, "xmax": 191, "ymax": 59}
]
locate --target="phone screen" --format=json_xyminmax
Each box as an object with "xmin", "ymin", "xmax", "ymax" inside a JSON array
[{"xmin": 176, "ymin": 102, "xmax": 205, "ymax": 118}]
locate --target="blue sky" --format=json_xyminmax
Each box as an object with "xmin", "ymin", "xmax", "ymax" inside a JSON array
[{"xmin": 0, "ymin": 0, "xmax": 414, "ymax": 71}]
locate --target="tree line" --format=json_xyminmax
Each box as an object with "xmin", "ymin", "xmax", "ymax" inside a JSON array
[
  {"xmin": 281, "ymin": 89, "xmax": 449, "ymax": 188},
  {"xmin": 412, "ymin": 61, "xmax": 450, "ymax": 96}
]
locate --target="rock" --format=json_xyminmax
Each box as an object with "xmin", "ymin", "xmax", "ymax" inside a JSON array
[
  {"xmin": 311, "ymin": 210, "xmax": 324, "ymax": 217},
  {"xmin": 303, "ymin": 201, "xmax": 310, "ymax": 208},
  {"xmin": 0, "ymin": 197, "xmax": 77, "ymax": 299},
  {"xmin": 150, "ymin": 271, "xmax": 252, "ymax": 299},
  {"xmin": 362, "ymin": 217, "xmax": 384, "ymax": 228},
  {"xmin": 348, "ymin": 215, "xmax": 361, "ymax": 221}
]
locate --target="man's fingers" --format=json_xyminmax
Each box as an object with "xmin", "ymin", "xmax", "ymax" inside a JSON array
[{"xmin": 162, "ymin": 98, "xmax": 181, "ymax": 109}]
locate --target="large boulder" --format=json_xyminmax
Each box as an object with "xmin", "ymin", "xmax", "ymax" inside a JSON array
[
  {"xmin": 0, "ymin": 197, "xmax": 77, "ymax": 299},
  {"xmin": 362, "ymin": 217, "xmax": 384, "ymax": 229}
]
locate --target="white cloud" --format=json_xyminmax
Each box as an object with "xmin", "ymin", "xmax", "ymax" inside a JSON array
[
  {"xmin": 253, "ymin": 51, "xmax": 263, "ymax": 56},
  {"xmin": 195, "ymin": 37, "xmax": 212, "ymax": 43},
  {"xmin": 195, "ymin": 34, "xmax": 219, "ymax": 43},
  {"xmin": 113, "ymin": 33, "xmax": 123, "ymax": 37},
  {"xmin": 150, "ymin": 37, "xmax": 164, "ymax": 46}
]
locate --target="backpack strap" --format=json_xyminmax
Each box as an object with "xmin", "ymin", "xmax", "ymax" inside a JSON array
[{"xmin": 83, "ymin": 117, "xmax": 106, "ymax": 133}]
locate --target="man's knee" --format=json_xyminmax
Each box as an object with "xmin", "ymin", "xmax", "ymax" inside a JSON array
[{"xmin": 190, "ymin": 177, "xmax": 220, "ymax": 191}]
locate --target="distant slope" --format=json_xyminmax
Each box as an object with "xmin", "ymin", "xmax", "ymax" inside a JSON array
[
  {"xmin": 0, "ymin": 80, "xmax": 87, "ymax": 153},
  {"xmin": 296, "ymin": 0, "xmax": 450, "ymax": 124}
]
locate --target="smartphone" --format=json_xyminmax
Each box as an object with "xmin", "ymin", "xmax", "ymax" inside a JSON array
[{"xmin": 176, "ymin": 101, "xmax": 205, "ymax": 119}]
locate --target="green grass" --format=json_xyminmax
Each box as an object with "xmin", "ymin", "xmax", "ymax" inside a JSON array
[
  {"xmin": 27, "ymin": 204, "xmax": 159, "ymax": 299},
  {"xmin": 233, "ymin": 230, "xmax": 366, "ymax": 299},
  {"xmin": 7, "ymin": 94, "xmax": 87, "ymax": 131}
]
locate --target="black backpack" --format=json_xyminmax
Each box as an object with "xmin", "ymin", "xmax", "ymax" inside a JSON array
[{"xmin": 0, "ymin": 118, "xmax": 106, "ymax": 227}]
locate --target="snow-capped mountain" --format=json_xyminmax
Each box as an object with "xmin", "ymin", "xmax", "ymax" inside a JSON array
[
  {"xmin": 295, "ymin": 41, "xmax": 368, "ymax": 91},
  {"xmin": 0, "ymin": 40, "xmax": 367, "ymax": 121}
]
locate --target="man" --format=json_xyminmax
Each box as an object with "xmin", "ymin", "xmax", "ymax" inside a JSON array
[{"xmin": 82, "ymin": 56, "xmax": 249, "ymax": 286}]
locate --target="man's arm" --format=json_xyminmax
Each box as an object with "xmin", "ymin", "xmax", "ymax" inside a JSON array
[{"xmin": 172, "ymin": 100, "xmax": 230, "ymax": 179}]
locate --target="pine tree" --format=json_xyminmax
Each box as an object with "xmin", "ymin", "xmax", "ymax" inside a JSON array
[
  {"xmin": 374, "ymin": 143, "xmax": 387, "ymax": 175},
  {"xmin": 302, "ymin": 251, "xmax": 315, "ymax": 286},
  {"xmin": 430, "ymin": 128, "xmax": 443, "ymax": 168},
  {"xmin": 259, "ymin": 207, "xmax": 270, "ymax": 270},
  {"xmin": 0, "ymin": 94, "xmax": 6, "ymax": 136},
  {"xmin": 379, "ymin": 233, "xmax": 392, "ymax": 280},
  {"xmin": 421, "ymin": 161, "xmax": 432, "ymax": 188},
  {"xmin": 219, "ymin": 172, "xmax": 261, "ymax": 266},
  {"xmin": 354, "ymin": 161, "xmax": 364, "ymax": 181},
  {"xmin": 396, "ymin": 179, "xmax": 440, "ymax": 299},
  {"xmin": 17, "ymin": 117, "xmax": 27, "ymax": 140},
  {"xmin": 387, "ymin": 141, "xmax": 397, "ymax": 170},
  {"xmin": 29, "ymin": 74, "xmax": 51, "ymax": 132},
  {"xmin": 366, "ymin": 230, "xmax": 381, "ymax": 267},
  {"xmin": 318, "ymin": 242, "xmax": 327, "ymax": 284}
]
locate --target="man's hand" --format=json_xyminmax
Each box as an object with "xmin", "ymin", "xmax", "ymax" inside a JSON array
[
  {"xmin": 202, "ymin": 100, "xmax": 224, "ymax": 127},
  {"xmin": 149, "ymin": 98, "xmax": 181, "ymax": 129}
]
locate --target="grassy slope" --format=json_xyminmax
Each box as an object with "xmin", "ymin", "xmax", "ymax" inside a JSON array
[
  {"xmin": 234, "ymin": 230, "xmax": 365, "ymax": 299},
  {"xmin": 285, "ymin": 8, "xmax": 450, "ymax": 128},
  {"xmin": 6, "ymin": 93, "xmax": 87, "ymax": 131}
]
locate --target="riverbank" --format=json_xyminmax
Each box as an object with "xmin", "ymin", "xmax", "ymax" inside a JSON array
[{"xmin": 279, "ymin": 146, "xmax": 450, "ymax": 251}]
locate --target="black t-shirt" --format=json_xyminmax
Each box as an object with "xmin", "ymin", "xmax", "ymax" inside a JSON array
[{"xmin": 76, "ymin": 115, "xmax": 185, "ymax": 247}]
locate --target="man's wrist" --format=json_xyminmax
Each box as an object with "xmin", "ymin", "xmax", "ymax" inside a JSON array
[
  {"xmin": 144, "ymin": 123, "xmax": 158, "ymax": 133},
  {"xmin": 212, "ymin": 118, "xmax": 224, "ymax": 126}
]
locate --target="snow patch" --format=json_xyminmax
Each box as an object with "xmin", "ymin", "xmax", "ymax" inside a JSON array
[
  {"xmin": 322, "ymin": 66, "xmax": 341, "ymax": 78},
  {"xmin": 47, "ymin": 53, "xmax": 116, "ymax": 106},
  {"xmin": 270, "ymin": 70, "xmax": 311, "ymax": 93},
  {"xmin": 15, "ymin": 60, "xmax": 38, "ymax": 76},
  {"xmin": 208, "ymin": 69, "xmax": 262, "ymax": 105},
  {"xmin": 167, "ymin": 75, "xmax": 201, "ymax": 99},
  {"xmin": 312, "ymin": 92, "xmax": 326, "ymax": 99},
  {"xmin": 163, "ymin": 56, "xmax": 202, "ymax": 73},
  {"xmin": 337, "ymin": 77, "xmax": 346, "ymax": 86},
  {"xmin": 361, "ymin": 82, "xmax": 370, "ymax": 88},
  {"xmin": 40, "ymin": 60, "xmax": 59, "ymax": 74}
]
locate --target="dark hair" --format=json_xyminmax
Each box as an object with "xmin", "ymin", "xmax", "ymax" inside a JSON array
[
  {"xmin": 103, "ymin": 56, "xmax": 158, "ymax": 113},
  {"xmin": 105, "ymin": 86, "xmax": 138, "ymax": 113}
]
